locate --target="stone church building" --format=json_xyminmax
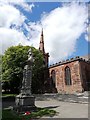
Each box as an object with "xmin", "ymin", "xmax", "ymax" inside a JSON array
[{"xmin": 39, "ymin": 29, "xmax": 90, "ymax": 93}]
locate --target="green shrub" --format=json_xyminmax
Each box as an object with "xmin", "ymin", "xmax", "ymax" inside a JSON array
[{"xmin": 2, "ymin": 108, "xmax": 57, "ymax": 120}]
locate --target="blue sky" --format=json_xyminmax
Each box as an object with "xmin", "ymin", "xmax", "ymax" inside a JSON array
[
  {"xmin": 25, "ymin": 2, "xmax": 89, "ymax": 57},
  {"xmin": 17, "ymin": 2, "xmax": 63, "ymax": 22},
  {"xmin": 0, "ymin": 1, "xmax": 89, "ymax": 64}
]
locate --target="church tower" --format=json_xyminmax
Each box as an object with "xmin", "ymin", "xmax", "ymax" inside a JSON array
[
  {"xmin": 39, "ymin": 28, "xmax": 50, "ymax": 93},
  {"xmin": 39, "ymin": 28, "xmax": 49, "ymax": 67}
]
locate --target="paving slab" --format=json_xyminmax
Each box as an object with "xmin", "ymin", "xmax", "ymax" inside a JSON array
[{"xmin": 35, "ymin": 99, "xmax": 88, "ymax": 118}]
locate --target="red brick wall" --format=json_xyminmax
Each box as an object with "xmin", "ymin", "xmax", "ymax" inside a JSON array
[{"xmin": 49, "ymin": 60, "xmax": 84, "ymax": 93}]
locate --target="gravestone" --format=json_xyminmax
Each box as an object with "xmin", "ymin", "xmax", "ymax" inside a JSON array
[{"xmin": 14, "ymin": 48, "xmax": 36, "ymax": 113}]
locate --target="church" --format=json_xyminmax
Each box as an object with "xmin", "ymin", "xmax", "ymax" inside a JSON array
[{"xmin": 39, "ymin": 29, "xmax": 90, "ymax": 94}]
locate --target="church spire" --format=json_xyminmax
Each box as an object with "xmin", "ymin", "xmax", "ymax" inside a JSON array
[
  {"xmin": 41, "ymin": 28, "xmax": 43, "ymax": 36},
  {"xmin": 39, "ymin": 28, "xmax": 45, "ymax": 53}
]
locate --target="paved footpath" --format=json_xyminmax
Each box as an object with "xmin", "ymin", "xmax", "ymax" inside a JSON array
[{"xmin": 35, "ymin": 99, "xmax": 88, "ymax": 118}]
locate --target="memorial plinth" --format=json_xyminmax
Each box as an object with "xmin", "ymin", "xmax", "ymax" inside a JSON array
[
  {"xmin": 14, "ymin": 94, "xmax": 35, "ymax": 113},
  {"xmin": 14, "ymin": 48, "xmax": 36, "ymax": 113}
]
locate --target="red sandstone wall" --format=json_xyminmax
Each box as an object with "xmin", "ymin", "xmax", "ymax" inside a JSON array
[
  {"xmin": 79, "ymin": 61, "xmax": 90, "ymax": 91},
  {"xmin": 44, "ymin": 53, "xmax": 49, "ymax": 67},
  {"xmin": 49, "ymin": 60, "xmax": 84, "ymax": 93}
]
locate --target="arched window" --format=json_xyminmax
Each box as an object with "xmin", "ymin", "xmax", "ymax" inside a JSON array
[
  {"xmin": 51, "ymin": 70, "xmax": 56, "ymax": 87},
  {"xmin": 65, "ymin": 66, "xmax": 72, "ymax": 85}
]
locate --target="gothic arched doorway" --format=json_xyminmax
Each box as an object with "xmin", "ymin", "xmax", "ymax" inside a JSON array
[{"xmin": 51, "ymin": 70, "xmax": 57, "ymax": 93}]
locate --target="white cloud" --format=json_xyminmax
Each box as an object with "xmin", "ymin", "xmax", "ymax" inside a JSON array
[
  {"xmin": 0, "ymin": 0, "xmax": 35, "ymax": 12},
  {"xmin": 0, "ymin": 0, "xmax": 34, "ymax": 54},
  {"xmin": 0, "ymin": 4, "xmax": 25, "ymax": 28},
  {"xmin": 29, "ymin": 3, "xmax": 88, "ymax": 64},
  {"xmin": 20, "ymin": 3, "xmax": 35, "ymax": 12},
  {"xmin": 0, "ymin": 28, "xmax": 27, "ymax": 52},
  {"xmin": 86, "ymin": 23, "xmax": 90, "ymax": 41},
  {"xmin": 0, "ymin": 2, "xmax": 88, "ymax": 64}
]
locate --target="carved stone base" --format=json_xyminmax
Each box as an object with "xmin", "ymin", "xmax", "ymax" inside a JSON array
[
  {"xmin": 14, "ymin": 105, "xmax": 36, "ymax": 113},
  {"xmin": 13, "ymin": 94, "xmax": 36, "ymax": 113}
]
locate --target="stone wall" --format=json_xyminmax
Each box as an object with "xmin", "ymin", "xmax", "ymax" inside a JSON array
[
  {"xmin": 49, "ymin": 58, "xmax": 90, "ymax": 93},
  {"xmin": 79, "ymin": 60, "xmax": 90, "ymax": 91}
]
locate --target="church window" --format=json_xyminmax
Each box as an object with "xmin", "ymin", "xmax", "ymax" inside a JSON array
[
  {"xmin": 65, "ymin": 66, "xmax": 72, "ymax": 85},
  {"xmin": 51, "ymin": 70, "xmax": 56, "ymax": 87}
]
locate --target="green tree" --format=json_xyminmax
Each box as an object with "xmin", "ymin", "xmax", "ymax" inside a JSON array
[{"xmin": 2, "ymin": 45, "xmax": 44, "ymax": 93}]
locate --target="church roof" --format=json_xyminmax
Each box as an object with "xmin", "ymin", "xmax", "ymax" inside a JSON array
[
  {"xmin": 49, "ymin": 56, "xmax": 90, "ymax": 68},
  {"xmin": 81, "ymin": 54, "xmax": 90, "ymax": 61}
]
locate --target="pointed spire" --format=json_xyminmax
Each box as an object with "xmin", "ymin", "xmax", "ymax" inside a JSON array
[
  {"xmin": 41, "ymin": 28, "xmax": 43, "ymax": 36},
  {"xmin": 40, "ymin": 28, "xmax": 44, "ymax": 42},
  {"xmin": 39, "ymin": 28, "xmax": 45, "ymax": 53}
]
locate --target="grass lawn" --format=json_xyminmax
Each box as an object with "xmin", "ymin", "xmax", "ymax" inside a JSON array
[
  {"xmin": 2, "ymin": 94, "xmax": 18, "ymax": 97},
  {"xmin": 2, "ymin": 94, "xmax": 57, "ymax": 119},
  {"xmin": 2, "ymin": 108, "xmax": 57, "ymax": 120}
]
